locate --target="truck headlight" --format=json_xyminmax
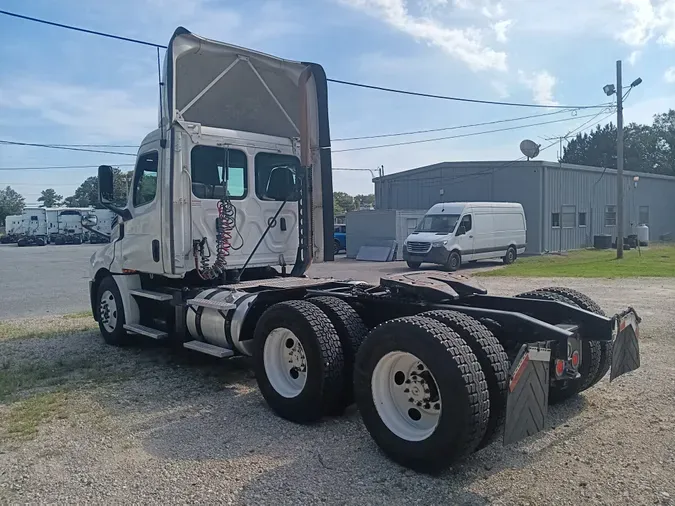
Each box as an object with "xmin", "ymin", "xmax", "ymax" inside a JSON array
[{"xmin": 432, "ymin": 240, "xmax": 447, "ymax": 247}]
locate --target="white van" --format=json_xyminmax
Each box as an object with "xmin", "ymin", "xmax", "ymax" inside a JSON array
[{"xmin": 402, "ymin": 202, "xmax": 526, "ymax": 271}]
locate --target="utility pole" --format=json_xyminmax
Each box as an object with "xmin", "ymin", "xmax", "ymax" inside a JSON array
[{"xmin": 616, "ymin": 60, "xmax": 624, "ymax": 259}]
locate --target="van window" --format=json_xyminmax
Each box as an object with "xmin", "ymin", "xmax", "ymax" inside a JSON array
[
  {"xmin": 459, "ymin": 214, "xmax": 472, "ymax": 233},
  {"xmin": 415, "ymin": 214, "xmax": 460, "ymax": 234}
]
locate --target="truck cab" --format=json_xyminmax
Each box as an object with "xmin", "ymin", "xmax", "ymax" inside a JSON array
[{"xmin": 91, "ymin": 27, "xmax": 334, "ymax": 286}]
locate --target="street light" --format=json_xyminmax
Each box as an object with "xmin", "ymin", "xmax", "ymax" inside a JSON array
[{"xmin": 602, "ymin": 61, "xmax": 643, "ymax": 259}]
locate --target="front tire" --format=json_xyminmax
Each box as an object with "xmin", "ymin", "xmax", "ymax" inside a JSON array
[
  {"xmin": 446, "ymin": 251, "xmax": 461, "ymax": 272},
  {"xmin": 354, "ymin": 316, "xmax": 489, "ymax": 472},
  {"xmin": 334, "ymin": 239, "xmax": 341, "ymax": 255},
  {"xmin": 406, "ymin": 260, "xmax": 422, "ymax": 269},
  {"xmin": 253, "ymin": 300, "xmax": 344, "ymax": 423},
  {"xmin": 96, "ymin": 276, "xmax": 129, "ymax": 346}
]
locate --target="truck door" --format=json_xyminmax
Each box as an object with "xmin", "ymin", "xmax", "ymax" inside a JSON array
[
  {"xmin": 121, "ymin": 150, "xmax": 164, "ymax": 274},
  {"xmin": 455, "ymin": 214, "xmax": 475, "ymax": 260}
]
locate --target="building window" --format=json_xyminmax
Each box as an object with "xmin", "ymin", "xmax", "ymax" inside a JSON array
[
  {"xmin": 639, "ymin": 206, "xmax": 649, "ymax": 225},
  {"xmin": 551, "ymin": 212, "xmax": 560, "ymax": 228},
  {"xmin": 579, "ymin": 212, "xmax": 587, "ymax": 227},
  {"xmin": 133, "ymin": 151, "xmax": 159, "ymax": 207},
  {"xmin": 604, "ymin": 205, "xmax": 617, "ymax": 226},
  {"xmin": 561, "ymin": 205, "xmax": 576, "ymax": 228}
]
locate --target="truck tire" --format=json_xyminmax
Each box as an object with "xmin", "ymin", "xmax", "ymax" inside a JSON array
[
  {"xmin": 446, "ymin": 251, "xmax": 461, "ymax": 272},
  {"xmin": 503, "ymin": 246, "xmax": 517, "ymax": 265},
  {"xmin": 406, "ymin": 261, "xmax": 422, "ymax": 269},
  {"xmin": 515, "ymin": 290, "xmax": 601, "ymax": 403},
  {"xmin": 421, "ymin": 310, "xmax": 509, "ymax": 448},
  {"xmin": 307, "ymin": 296, "xmax": 368, "ymax": 410},
  {"xmin": 354, "ymin": 316, "xmax": 489, "ymax": 472},
  {"xmin": 532, "ymin": 287, "xmax": 611, "ymax": 388},
  {"xmin": 96, "ymin": 276, "xmax": 130, "ymax": 346},
  {"xmin": 253, "ymin": 300, "xmax": 344, "ymax": 423},
  {"xmin": 334, "ymin": 239, "xmax": 341, "ymax": 255}
]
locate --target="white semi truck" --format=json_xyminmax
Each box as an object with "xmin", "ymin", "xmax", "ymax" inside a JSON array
[
  {"xmin": 89, "ymin": 27, "xmax": 641, "ymax": 472},
  {"xmin": 1, "ymin": 214, "xmax": 23, "ymax": 243}
]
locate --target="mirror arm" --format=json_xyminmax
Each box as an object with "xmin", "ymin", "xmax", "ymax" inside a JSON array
[{"xmin": 101, "ymin": 201, "xmax": 132, "ymax": 221}]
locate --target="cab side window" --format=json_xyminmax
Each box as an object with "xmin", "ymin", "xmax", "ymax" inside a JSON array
[
  {"xmin": 133, "ymin": 152, "xmax": 159, "ymax": 207},
  {"xmin": 459, "ymin": 214, "xmax": 472, "ymax": 232}
]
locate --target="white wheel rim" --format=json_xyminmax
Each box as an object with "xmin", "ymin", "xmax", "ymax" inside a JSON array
[
  {"xmin": 99, "ymin": 290, "xmax": 118, "ymax": 333},
  {"xmin": 263, "ymin": 328, "xmax": 307, "ymax": 398},
  {"xmin": 371, "ymin": 351, "xmax": 442, "ymax": 442}
]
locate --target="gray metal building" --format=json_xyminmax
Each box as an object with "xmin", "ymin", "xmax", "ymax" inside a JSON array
[{"xmin": 374, "ymin": 160, "xmax": 675, "ymax": 254}]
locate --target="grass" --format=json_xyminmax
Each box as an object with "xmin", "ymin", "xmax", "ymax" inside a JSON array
[
  {"xmin": 477, "ymin": 243, "xmax": 675, "ymax": 278},
  {"xmin": 3, "ymin": 392, "xmax": 69, "ymax": 440},
  {"xmin": 0, "ymin": 313, "xmax": 97, "ymax": 341}
]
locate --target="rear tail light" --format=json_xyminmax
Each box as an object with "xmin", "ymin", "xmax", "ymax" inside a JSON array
[
  {"xmin": 555, "ymin": 359, "xmax": 565, "ymax": 377},
  {"xmin": 571, "ymin": 350, "xmax": 580, "ymax": 368}
]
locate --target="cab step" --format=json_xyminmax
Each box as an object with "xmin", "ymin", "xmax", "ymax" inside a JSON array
[
  {"xmin": 187, "ymin": 298, "xmax": 236, "ymax": 311},
  {"xmin": 123, "ymin": 323, "xmax": 168, "ymax": 339},
  {"xmin": 183, "ymin": 340, "xmax": 234, "ymax": 358},
  {"xmin": 129, "ymin": 289, "xmax": 173, "ymax": 302}
]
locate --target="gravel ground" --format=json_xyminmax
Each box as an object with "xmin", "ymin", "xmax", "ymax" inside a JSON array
[{"xmin": 1, "ymin": 277, "xmax": 674, "ymax": 505}]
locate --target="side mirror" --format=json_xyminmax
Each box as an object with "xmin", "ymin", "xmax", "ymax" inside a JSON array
[
  {"xmin": 456, "ymin": 226, "xmax": 466, "ymax": 236},
  {"xmin": 265, "ymin": 166, "xmax": 297, "ymax": 201},
  {"xmin": 98, "ymin": 165, "xmax": 115, "ymax": 204},
  {"xmin": 98, "ymin": 165, "xmax": 132, "ymax": 220},
  {"xmin": 81, "ymin": 213, "xmax": 98, "ymax": 227}
]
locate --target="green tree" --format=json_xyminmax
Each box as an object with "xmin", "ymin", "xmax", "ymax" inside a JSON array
[
  {"xmin": 354, "ymin": 193, "xmax": 375, "ymax": 209},
  {"xmin": 37, "ymin": 188, "xmax": 63, "ymax": 207},
  {"xmin": 561, "ymin": 109, "xmax": 675, "ymax": 176},
  {"xmin": 66, "ymin": 169, "xmax": 131, "ymax": 208},
  {"xmin": 0, "ymin": 186, "xmax": 25, "ymax": 224},
  {"xmin": 333, "ymin": 191, "xmax": 355, "ymax": 215}
]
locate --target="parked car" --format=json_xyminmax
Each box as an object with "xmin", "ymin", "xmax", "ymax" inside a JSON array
[
  {"xmin": 403, "ymin": 202, "xmax": 526, "ymax": 271},
  {"xmin": 334, "ymin": 224, "xmax": 346, "ymax": 255}
]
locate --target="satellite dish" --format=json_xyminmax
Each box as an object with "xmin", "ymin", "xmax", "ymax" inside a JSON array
[{"xmin": 520, "ymin": 139, "xmax": 541, "ymax": 160}]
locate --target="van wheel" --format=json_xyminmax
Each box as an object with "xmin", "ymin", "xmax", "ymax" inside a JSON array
[
  {"xmin": 503, "ymin": 246, "xmax": 517, "ymax": 265},
  {"xmin": 406, "ymin": 261, "xmax": 422, "ymax": 269},
  {"xmin": 446, "ymin": 251, "xmax": 461, "ymax": 272},
  {"xmin": 334, "ymin": 239, "xmax": 341, "ymax": 255}
]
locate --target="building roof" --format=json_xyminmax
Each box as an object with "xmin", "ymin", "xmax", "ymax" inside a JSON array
[{"xmin": 373, "ymin": 159, "xmax": 675, "ymax": 183}]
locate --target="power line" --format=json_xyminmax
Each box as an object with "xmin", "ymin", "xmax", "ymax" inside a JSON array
[
  {"xmin": 331, "ymin": 108, "xmax": 581, "ymax": 142},
  {"xmin": 331, "ymin": 111, "xmax": 612, "ymax": 153},
  {"xmin": 45, "ymin": 143, "xmax": 138, "ymax": 148},
  {"xmin": 380, "ymin": 111, "xmax": 618, "ymax": 187},
  {"xmin": 0, "ymin": 140, "xmax": 136, "ymax": 156},
  {"xmin": 0, "ymin": 10, "xmax": 165, "ymax": 48},
  {"xmin": 0, "ymin": 9, "xmax": 612, "ymax": 111},
  {"xmin": 0, "ymin": 164, "xmax": 134, "ymax": 171},
  {"xmin": 326, "ymin": 79, "xmax": 612, "ymax": 110}
]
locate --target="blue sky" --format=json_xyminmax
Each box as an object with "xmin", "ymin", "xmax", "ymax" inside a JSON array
[{"xmin": 1, "ymin": 0, "xmax": 674, "ymax": 203}]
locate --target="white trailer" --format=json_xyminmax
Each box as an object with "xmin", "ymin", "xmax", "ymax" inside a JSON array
[
  {"xmin": 17, "ymin": 207, "xmax": 48, "ymax": 246},
  {"xmin": 1, "ymin": 215, "xmax": 23, "ymax": 243},
  {"xmin": 88, "ymin": 27, "xmax": 641, "ymax": 472}
]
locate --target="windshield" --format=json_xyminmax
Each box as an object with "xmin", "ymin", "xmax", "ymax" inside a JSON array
[{"xmin": 414, "ymin": 214, "xmax": 460, "ymax": 234}]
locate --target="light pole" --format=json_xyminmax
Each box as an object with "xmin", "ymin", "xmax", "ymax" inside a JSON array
[{"xmin": 603, "ymin": 63, "xmax": 642, "ymax": 259}]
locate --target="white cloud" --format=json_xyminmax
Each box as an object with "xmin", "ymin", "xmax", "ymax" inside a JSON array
[
  {"xmin": 339, "ymin": 0, "xmax": 508, "ymax": 71},
  {"xmin": 616, "ymin": 0, "xmax": 675, "ymax": 46},
  {"xmin": 627, "ymin": 50, "xmax": 642, "ymax": 65},
  {"xmin": 0, "ymin": 80, "xmax": 156, "ymax": 142},
  {"xmin": 492, "ymin": 19, "xmax": 513, "ymax": 42},
  {"xmin": 518, "ymin": 70, "xmax": 558, "ymax": 106},
  {"xmin": 665, "ymin": 67, "xmax": 675, "ymax": 83}
]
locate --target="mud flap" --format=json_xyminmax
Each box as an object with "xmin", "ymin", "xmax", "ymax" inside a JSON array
[
  {"xmin": 610, "ymin": 308, "xmax": 641, "ymax": 382},
  {"xmin": 503, "ymin": 344, "xmax": 551, "ymax": 446}
]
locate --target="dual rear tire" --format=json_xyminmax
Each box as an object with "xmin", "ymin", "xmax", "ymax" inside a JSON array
[{"xmin": 254, "ymin": 299, "xmax": 510, "ymax": 472}]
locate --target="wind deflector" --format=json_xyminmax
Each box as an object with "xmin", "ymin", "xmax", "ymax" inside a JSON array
[{"xmin": 163, "ymin": 27, "xmax": 310, "ymax": 139}]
